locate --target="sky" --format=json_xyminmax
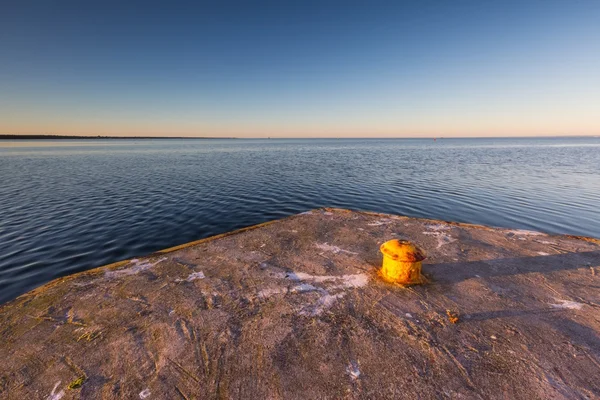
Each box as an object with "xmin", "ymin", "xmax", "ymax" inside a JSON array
[{"xmin": 1, "ymin": 0, "xmax": 599, "ymax": 138}]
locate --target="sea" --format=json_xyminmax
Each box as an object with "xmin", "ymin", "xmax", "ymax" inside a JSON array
[{"xmin": 1, "ymin": 137, "xmax": 599, "ymax": 304}]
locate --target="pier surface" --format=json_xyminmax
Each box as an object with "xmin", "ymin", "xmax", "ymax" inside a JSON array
[{"xmin": 1, "ymin": 208, "xmax": 600, "ymax": 399}]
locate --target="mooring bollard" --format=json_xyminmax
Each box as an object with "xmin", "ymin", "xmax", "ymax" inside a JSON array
[{"xmin": 380, "ymin": 239, "xmax": 426, "ymax": 284}]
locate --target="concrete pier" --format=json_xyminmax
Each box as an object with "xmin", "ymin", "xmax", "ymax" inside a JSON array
[{"xmin": 1, "ymin": 208, "xmax": 599, "ymax": 399}]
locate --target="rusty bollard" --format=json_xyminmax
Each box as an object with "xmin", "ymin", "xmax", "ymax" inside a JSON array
[{"xmin": 380, "ymin": 239, "xmax": 426, "ymax": 284}]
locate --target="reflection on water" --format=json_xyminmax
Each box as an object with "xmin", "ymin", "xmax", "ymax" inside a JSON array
[{"xmin": 1, "ymin": 137, "xmax": 599, "ymax": 303}]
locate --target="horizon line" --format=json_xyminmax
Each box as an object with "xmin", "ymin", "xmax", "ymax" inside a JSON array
[{"xmin": 1, "ymin": 133, "xmax": 599, "ymax": 140}]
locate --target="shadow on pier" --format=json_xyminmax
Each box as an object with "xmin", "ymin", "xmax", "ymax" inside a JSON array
[{"xmin": 426, "ymin": 250, "xmax": 600, "ymax": 284}]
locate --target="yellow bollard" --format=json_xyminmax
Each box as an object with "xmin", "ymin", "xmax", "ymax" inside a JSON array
[{"xmin": 380, "ymin": 239, "xmax": 426, "ymax": 284}]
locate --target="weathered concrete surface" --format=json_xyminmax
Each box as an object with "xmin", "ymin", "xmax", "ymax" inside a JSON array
[{"xmin": 1, "ymin": 208, "xmax": 600, "ymax": 399}]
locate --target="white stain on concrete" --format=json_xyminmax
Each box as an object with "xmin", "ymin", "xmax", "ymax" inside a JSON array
[
  {"xmin": 423, "ymin": 231, "xmax": 457, "ymax": 249},
  {"xmin": 315, "ymin": 243, "xmax": 358, "ymax": 255},
  {"xmin": 346, "ymin": 361, "xmax": 361, "ymax": 380},
  {"xmin": 368, "ymin": 219, "xmax": 392, "ymax": 226},
  {"xmin": 258, "ymin": 270, "xmax": 370, "ymax": 313},
  {"xmin": 290, "ymin": 283, "xmax": 319, "ymax": 293},
  {"xmin": 106, "ymin": 258, "xmax": 167, "ymax": 278},
  {"xmin": 286, "ymin": 272, "xmax": 368, "ymax": 289},
  {"xmin": 286, "ymin": 271, "xmax": 369, "ymax": 315},
  {"xmin": 536, "ymin": 240, "xmax": 556, "ymax": 245},
  {"xmin": 507, "ymin": 229, "xmax": 545, "ymax": 236},
  {"xmin": 253, "ymin": 271, "xmax": 371, "ymax": 314},
  {"xmin": 46, "ymin": 381, "xmax": 64, "ymax": 400},
  {"xmin": 425, "ymin": 224, "xmax": 451, "ymax": 231},
  {"xmin": 551, "ymin": 300, "xmax": 584, "ymax": 310},
  {"xmin": 139, "ymin": 388, "xmax": 151, "ymax": 399},
  {"xmin": 336, "ymin": 274, "xmax": 369, "ymax": 289},
  {"xmin": 258, "ymin": 283, "xmax": 320, "ymax": 299},
  {"xmin": 302, "ymin": 292, "xmax": 346, "ymax": 316},
  {"xmin": 175, "ymin": 271, "xmax": 205, "ymax": 282}
]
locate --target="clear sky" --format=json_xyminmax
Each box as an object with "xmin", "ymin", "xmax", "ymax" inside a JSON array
[{"xmin": 1, "ymin": 1, "xmax": 599, "ymax": 137}]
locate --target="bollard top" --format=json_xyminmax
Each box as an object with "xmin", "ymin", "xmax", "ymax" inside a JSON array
[{"xmin": 380, "ymin": 239, "xmax": 426, "ymax": 262}]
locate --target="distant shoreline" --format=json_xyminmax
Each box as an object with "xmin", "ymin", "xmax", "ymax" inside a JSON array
[
  {"xmin": 1, "ymin": 134, "xmax": 598, "ymax": 140},
  {"xmin": 0, "ymin": 135, "xmax": 237, "ymax": 140}
]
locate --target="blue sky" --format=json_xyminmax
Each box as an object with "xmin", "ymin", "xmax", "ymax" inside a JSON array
[{"xmin": 1, "ymin": 1, "xmax": 599, "ymax": 137}]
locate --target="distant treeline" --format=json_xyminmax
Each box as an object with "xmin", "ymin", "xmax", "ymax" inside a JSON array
[{"xmin": 0, "ymin": 134, "xmax": 236, "ymax": 140}]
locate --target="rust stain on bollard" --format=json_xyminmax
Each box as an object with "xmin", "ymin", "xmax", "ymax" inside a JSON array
[{"xmin": 380, "ymin": 239, "xmax": 426, "ymax": 284}]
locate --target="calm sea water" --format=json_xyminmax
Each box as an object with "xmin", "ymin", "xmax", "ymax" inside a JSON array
[{"xmin": 1, "ymin": 137, "xmax": 599, "ymax": 304}]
